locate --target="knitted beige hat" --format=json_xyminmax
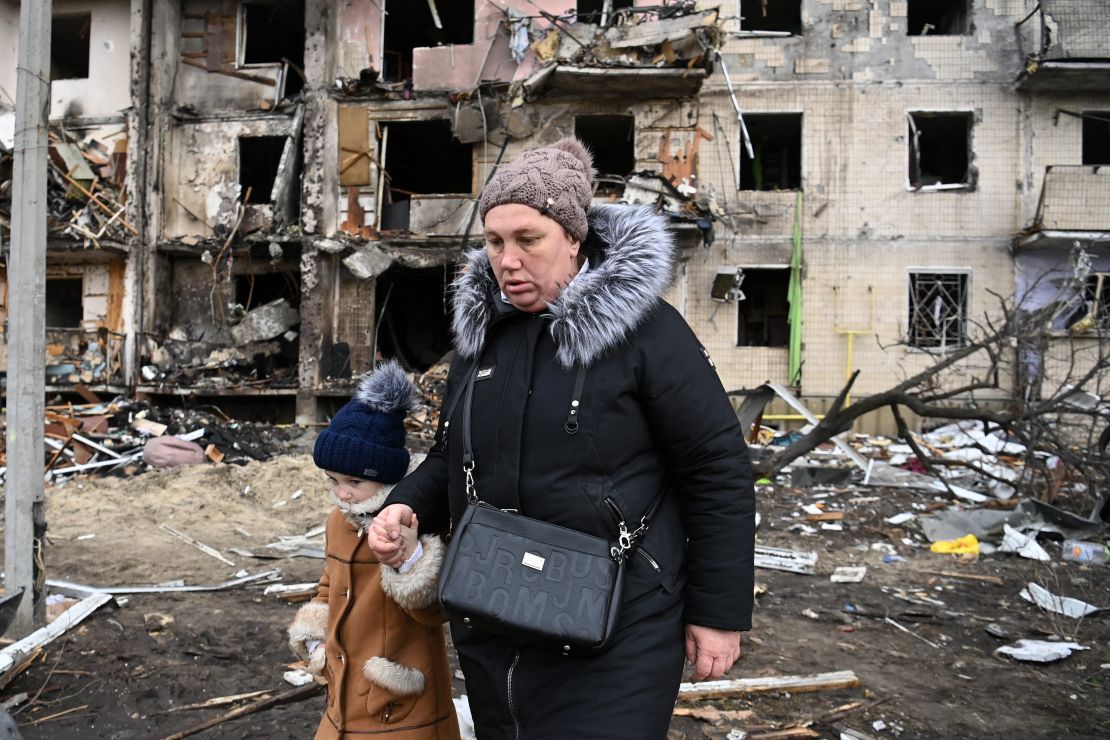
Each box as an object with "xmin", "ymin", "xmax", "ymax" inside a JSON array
[{"xmin": 478, "ymin": 137, "xmax": 596, "ymax": 242}]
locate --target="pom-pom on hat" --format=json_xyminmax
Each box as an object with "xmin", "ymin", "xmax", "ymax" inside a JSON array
[
  {"xmin": 478, "ymin": 137, "xmax": 596, "ymax": 242},
  {"xmin": 313, "ymin": 360, "xmax": 414, "ymax": 484}
]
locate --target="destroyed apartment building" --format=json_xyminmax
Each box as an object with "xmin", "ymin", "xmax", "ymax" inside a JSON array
[{"xmin": 1, "ymin": 0, "xmax": 1108, "ymax": 430}]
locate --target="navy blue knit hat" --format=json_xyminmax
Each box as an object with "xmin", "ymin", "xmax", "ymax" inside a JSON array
[{"xmin": 313, "ymin": 360, "xmax": 414, "ymax": 483}]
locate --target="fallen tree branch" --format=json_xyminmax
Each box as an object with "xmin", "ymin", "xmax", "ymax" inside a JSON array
[{"xmin": 160, "ymin": 683, "xmax": 322, "ymax": 740}]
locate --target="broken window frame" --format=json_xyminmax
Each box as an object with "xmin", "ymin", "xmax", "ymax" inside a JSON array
[
  {"xmin": 732, "ymin": 266, "xmax": 791, "ymax": 349},
  {"xmin": 738, "ymin": 113, "xmax": 803, "ymax": 192},
  {"xmin": 737, "ymin": 0, "xmax": 803, "ymax": 37},
  {"xmin": 906, "ymin": 0, "xmax": 971, "ymax": 37},
  {"xmin": 45, "ymin": 276, "xmax": 85, "ymax": 330},
  {"xmin": 574, "ymin": 114, "xmax": 636, "ymax": 195},
  {"xmin": 906, "ymin": 271, "xmax": 970, "ymax": 352},
  {"xmin": 906, "ymin": 111, "xmax": 975, "ymax": 192},
  {"xmin": 1055, "ymin": 272, "xmax": 1110, "ymax": 334}
]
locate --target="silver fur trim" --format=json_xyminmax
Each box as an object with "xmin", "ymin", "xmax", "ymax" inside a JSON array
[
  {"xmin": 354, "ymin": 359, "xmax": 415, "ymax": 414},
  {"xmin": 452, "ymin": 205, "xmax": 675, "ymax": 368},
  {"xmin": 379, "ymin": 534, "xmax": 444, "ymax": 610},
  {"xmin": 364, "ymin": 656, "xmax": 425, "ymax": 697},
  {"xmin": 288, "ymin": 601, "xmax": 328, "ymax": 659}
]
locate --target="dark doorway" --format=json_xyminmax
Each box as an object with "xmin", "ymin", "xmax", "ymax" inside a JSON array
[
  {"xmin": 1082, "ymin": 112, "xmax": 1110, "ymax": 165},
  {"xmin": 736, "ymin": 269, "xmax": 790, "ymax": 347},
  {"xmin": 908, "ymin": 112, "xmax": 972, "ymax": 188},
  {"xmin": 740, "ymin": 0, "xmax": 802, "ymax": 35},
  {"xmin": 740, "ymin": 114, "xmax": 802, "ymax": 191},
  {"xmin": 381, "ymin": 120, "xmax": 472, "ymax": 229},
  {"xmin": 46, "ymin": 278, "xmax": 84, "ymax": 328},
  {"xmin": 239, "ymin": 136, "xmax": 288, "ymax": 204},
  {"xmin": 373, "ymin": 265, "xmax": 454, "ymax": 371},
  {"xmin": 242, "ymin": 0, "xmax": 306, "ymax": 96},
  {"xmin": 51, "ymin": 13, "xmax": 91, "ymax": 80},
  {"xmin": 382, "ymin": 0, "xmax": 474, "ymax": 82},
  {"xmin": 907, "ymin": 0, "xmax": 969, "ymax": 36}
]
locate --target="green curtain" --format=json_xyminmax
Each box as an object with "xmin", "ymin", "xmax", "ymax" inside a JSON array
[{"xmin": 788, "ymin": 191, "xmax": 803, "ymax": 386}]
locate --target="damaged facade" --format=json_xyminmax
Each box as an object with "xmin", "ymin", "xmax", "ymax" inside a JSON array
[{"xmin": 1, "ymin": 0, "xmax": 1107, "ymax": 428}]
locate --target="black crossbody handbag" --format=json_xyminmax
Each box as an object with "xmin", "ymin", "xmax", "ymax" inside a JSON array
[{"xmin": 436, "ymin": 363, "xmax": 663, "ymax": 655}]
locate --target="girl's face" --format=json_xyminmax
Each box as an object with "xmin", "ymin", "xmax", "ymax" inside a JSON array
[{"xmin": 323, "ymin": 471, "xmax": 384, "ymax": 504}]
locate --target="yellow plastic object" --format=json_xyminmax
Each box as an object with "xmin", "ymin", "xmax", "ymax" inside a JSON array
[{"xmin": 929, "ymin": 534, "xmax": 980, "ymax": 555}]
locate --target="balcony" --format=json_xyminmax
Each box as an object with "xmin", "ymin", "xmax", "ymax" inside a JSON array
[
  {"xmin": 1017, "ymin": 165, "xmax": 1110, "ymax": 250},
  {"xmin": 1017, "ymin": 0, "xmax": 1110, "ymax": 91}
]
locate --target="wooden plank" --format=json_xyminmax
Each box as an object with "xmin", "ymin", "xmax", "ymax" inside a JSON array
[
  {"xmin": 0, "ymin": 593, "xmax": 113, "ymax": 677},
  {"xmin": 922, "ymin": 570, "xmax": 1005, "ymax": 586},
  {"xmin": 805, "ymin": 511, "xmax": 845, "ymax": 522},
  {"xmin": 338, "ymin": 106, "xmax": 372, "ymax": 186},
  {"xmin": 106, "ymin": 261, "xmax": 126, "ymax": 333},
  {"xmin": 678, "ymin": 671, "xmax": 860, "ymax": 700}
]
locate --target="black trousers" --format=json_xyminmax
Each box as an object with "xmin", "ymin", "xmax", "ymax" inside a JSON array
[{"xmin": 453, "ymin": 596, "xmax": 686, "ymax": 740}]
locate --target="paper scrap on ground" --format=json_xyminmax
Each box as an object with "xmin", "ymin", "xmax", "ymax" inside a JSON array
[
  {"xmin": 1020, "ymin": 582, "xmax": 1099, "ymax": 619},
  {"xmin": 998, "ymin": 524, "xmax": 1051, "ymax": 561},
  {"xmin": 830, "ymin": 566, "xmax": 867, "ymax": 583},
  {"xmin": 283, "ymin": 669, "xmax": 315, "ymax": 686},
  {"xmin": 995, "ymin": 639, "xmax": 1089, "ymax": 662}
]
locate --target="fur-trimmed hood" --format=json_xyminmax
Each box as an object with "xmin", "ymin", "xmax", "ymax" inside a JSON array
[{"xmin": 452, "ymin": 204, "xmax": 676, "ymax": 369}]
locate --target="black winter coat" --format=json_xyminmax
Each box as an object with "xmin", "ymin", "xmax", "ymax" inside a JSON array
[{"xmin": 386, "ymin": 205, "xmax": 756, "ymax": 739}]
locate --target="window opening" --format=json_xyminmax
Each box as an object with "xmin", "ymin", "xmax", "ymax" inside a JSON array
[
  {"xmin": 735, "ymin": 268, "xmax": 790, "ymax": 347},
  {"xmin": 575, "ymin": 115, "xmax": 635, "ymax": 196},
  {"xmin": 239, "ymin": 136, "xmax": 288, "ymax": 204},
  {"xmin": 380, "ymin": 120, "xmax": 473, "ymax": 230},
  {"xmin": 382, "ymin": 0, "xmax": 475, "ymax": 82},
  {"xmin": 739, "ymin": 0, "xmax": 802, "ymax": 35},
  {"xmin": 51, "ymin": 13, "xmax": 91, "ymax": 81},
  {"xmin": 235, "ymin": 270, "xmax": 301, "ymax": 313},
  {"xmin": 241, "ymin": 0, "xmax": 306, "ymax": 96},
  {"xmin": 46, "ymin": 278, "xmax": 84, "ymax": 328},
  {"xmin": 1081, "ymin": 112, "xmax": 1110, "ymax": 166},
  {"xmin": 907, "ymin": 272, "xmax": 969, "ymax": 350},
  {"xmin": 908, "ymin": 112, "xmax": 973, "ymax": 190},
  {"xmin": 374, "ymin": 265, "xmax": 455, "ymax": 371},
  {"xmin": 740, "ymin": 114, "xmax": 802, "ymax": 191},
  {"xmin": 907, "ymin": 0, "xmax": 969, "ymax": 36},
  {"xmin": 576, "ymin": 0, "xmax": 634, "ymax": 25}
]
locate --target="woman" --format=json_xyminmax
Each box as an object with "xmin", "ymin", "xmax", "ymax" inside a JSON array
[{"xmin": 371, "ymin": 137, "xmax": 755, "ymax": 739}]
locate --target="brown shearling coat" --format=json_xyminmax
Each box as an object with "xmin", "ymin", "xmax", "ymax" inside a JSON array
[{"xmin": 289, "ymin": 507, "xmax": 460, "ymax": 740}]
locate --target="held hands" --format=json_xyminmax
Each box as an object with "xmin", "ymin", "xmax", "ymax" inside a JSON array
[
  {"xmin": 684, "ymin": 624, "xmax": 743, "ymax": 682},
  {"xmin": 369, "ymin": 503, "xmax": 415, "ymax": 567}
]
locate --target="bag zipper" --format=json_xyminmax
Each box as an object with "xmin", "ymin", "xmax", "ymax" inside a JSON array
[
  {"xmin": 637, "ymin": 546, "xmax": 661, "ymax": 572},
  {"xmin": 507, "ymin": 651, "xmax": 521, "ymax": 739}
]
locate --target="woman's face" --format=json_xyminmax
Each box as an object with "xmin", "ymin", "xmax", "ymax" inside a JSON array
[{"xmin": 484, "ymin": 203, "xmax": 581, "ymax": 313}]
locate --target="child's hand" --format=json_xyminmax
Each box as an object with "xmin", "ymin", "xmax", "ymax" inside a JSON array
[{"xmin": 397, "ymin": 514, "xmax": 420, "ymax": 562}]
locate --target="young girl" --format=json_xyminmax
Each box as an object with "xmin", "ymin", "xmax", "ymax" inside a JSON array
[{"xmin": 288, "ymin": 361, "xmax": 460, "ymax": 739}]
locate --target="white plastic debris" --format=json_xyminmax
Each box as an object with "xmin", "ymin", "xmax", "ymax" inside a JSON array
[
  {"xmin": 872, "ymin": 719, "xmax": 887, "ymax": 731},
  {"xmin": 830, "ymin": 566, "xmax": 867, "ymax": 583},
  {"xmin": 1020, "ymin": 582, "xmax": 1099, "ymax": 619},
  {"xmin": 998, "ymin": 524, "xmax": 1051, "ymax": 562},
  {"xmin": 995, "ymin": 639, "xmax": 1089, "ymax": 663},
  {"xmin": 453, "ymin": 695, "xmax": 477, "ymax": 740},
  {"xmin": 283, "ymin": 669, "xmax": 315, "ymax": 686},
  {"xmin": 886, "ymin": 512, "xmax": 915, "ymax": 525},
  {"xmin": 821, "ymin": 523, "xmax": 844, "ymax": 531},
  {"xmin": 292, "ymin": 489, "xmax": 305, "ymax": 500}
]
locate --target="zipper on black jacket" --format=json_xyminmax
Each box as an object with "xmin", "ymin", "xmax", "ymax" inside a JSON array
[
  {"xmin": 604, "ymin": 497, "xmax": 624, "ymax": 526},
  {"xmin": 507, "ymin": 651, "xmax": 522, "ymax": 740},
  {"xmin": 637, "ymin": 546, "xmax": 661, "ymax": 572}
]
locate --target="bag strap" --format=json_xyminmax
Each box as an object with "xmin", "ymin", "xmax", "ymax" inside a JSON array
[
  {"xmin": 435, "ymin": 357, "xmax": 481, "ymax": 449},
  {"xmin": 460, "ymin": 363, "xmax": 666, "ymax": 562}
]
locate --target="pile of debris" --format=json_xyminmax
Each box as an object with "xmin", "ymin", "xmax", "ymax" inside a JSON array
[
  {"xmin": 0, "ymin": 127, "xmax": 132, "ymax": 249},
  {"xmin": 45, "ymin": 328, "xmax": 126, "ymax": 387},
  {"xmin": 0, "ymin": 391, "xmax": 309, "ymax": 487},
  {"xmin": 141, "ymin": 298, "xmax": 301, "ymax": 391}
]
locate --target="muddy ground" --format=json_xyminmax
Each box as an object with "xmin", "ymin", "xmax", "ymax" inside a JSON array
[{"xmin": 1, "ymin": 452, "xmax": 1107, "ymax": 739}]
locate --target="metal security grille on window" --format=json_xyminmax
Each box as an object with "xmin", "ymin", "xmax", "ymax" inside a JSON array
[{"xmin": 908, "ymin": 274, "xmax": 967, "ymax": 350}]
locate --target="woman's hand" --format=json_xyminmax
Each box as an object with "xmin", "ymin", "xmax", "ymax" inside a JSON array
[
  {"xmin": 369, "ymin": 503, "xmax": 414, "ymax": 567},
  {"xmin": 684, "ymin": 624, "xmax": 742, "ymax": 682}
]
